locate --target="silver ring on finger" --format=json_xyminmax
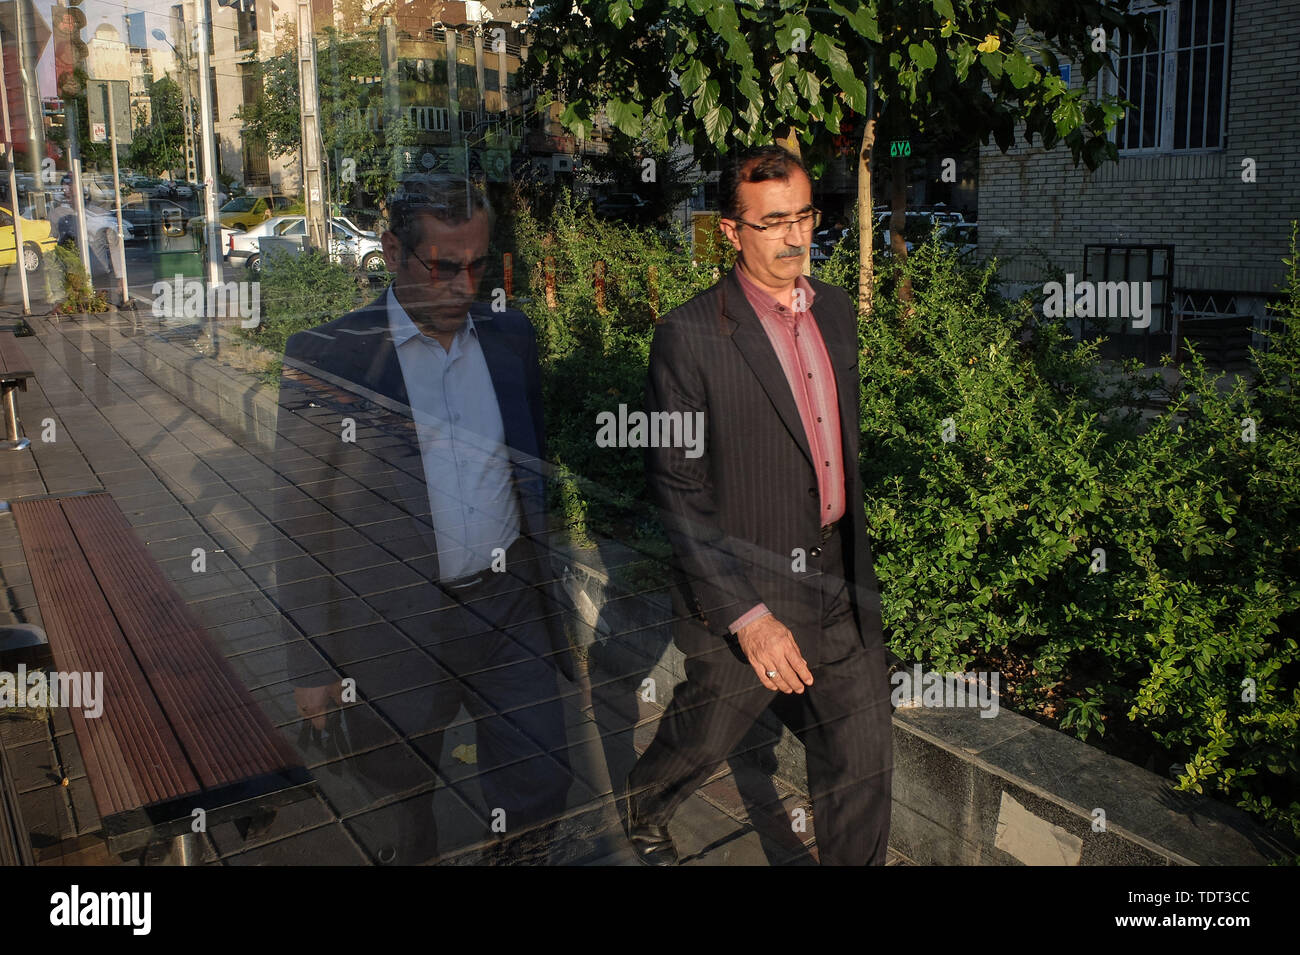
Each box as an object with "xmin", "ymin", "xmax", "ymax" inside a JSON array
[{"xmin": 765, "ymin": 669, "xmax": 778, "ymax": 679}]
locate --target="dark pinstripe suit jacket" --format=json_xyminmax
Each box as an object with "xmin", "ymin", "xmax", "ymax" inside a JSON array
[{"xmin": 645, "ymin": 265, "xmax": 885, "ymax": 664}]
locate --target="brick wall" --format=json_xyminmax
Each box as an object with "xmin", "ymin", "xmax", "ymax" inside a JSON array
[{"xmin": 977, "ymin": 0, "xmax": 1300, "ymax": 296}]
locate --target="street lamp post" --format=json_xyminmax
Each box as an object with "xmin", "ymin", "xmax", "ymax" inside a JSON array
[
  {"xmin": 193, "ymin": 2, "xmax": 221, "ymax": 295},
  {"xmin": 151, "ymin": 29, "xmax": 195, "ymax": 188}
]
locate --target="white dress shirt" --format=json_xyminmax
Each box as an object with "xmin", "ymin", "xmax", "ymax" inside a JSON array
[{"xmin": 386, "ymin": 287, "xmax": 520, "ymax": 580}]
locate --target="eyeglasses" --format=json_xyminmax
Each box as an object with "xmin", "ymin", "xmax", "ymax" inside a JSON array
[
  {"xmin": 729, "ymin": 208, "xmax": 822, "ymax": 237},
  {"xmin": 405, "ymin": 247, "xmax": 491, "ymax": 281}
]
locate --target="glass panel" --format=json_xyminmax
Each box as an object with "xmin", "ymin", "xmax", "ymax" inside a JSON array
[
  {"xmin": 1206, "ymin": 45, "xmax": 1226, "ymax": 148},
  {"xmin": 1194, "ymin": 0, "xmax": 1211, "ymax": 46},
  {"xmin": 1142, "ymin": 48, "xmax": 1161, "ymax": 147},
  {"xmin": 0, "ymin": 0, "xmax": 1268, "ymax": 879},
  {"xmin": 1213, "ymin": 0, "xmax": 1230, "ymax": 43},
  {"xmin": 1190, "ymin": 48, "xmax": 1208, "ymax": 149},
  {"xmin": 1176, "ymin": 50, "xmax": 1191, "ymax": 149}
]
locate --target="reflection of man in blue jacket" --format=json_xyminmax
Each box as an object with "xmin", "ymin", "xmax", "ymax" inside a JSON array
[{"xmin": 273, "ymin": 175, "xmax": 573, "ymax": 863}]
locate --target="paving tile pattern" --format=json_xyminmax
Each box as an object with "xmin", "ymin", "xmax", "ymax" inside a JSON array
[{"xmin": 0, "ymin": 311, "xmax": 912, "ymax": 866}]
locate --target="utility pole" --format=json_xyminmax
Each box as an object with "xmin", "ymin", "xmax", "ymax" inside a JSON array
[
  {"xmin": 297, "ymin": 0, "xmax": 326, "ymax": 251},
  {"xmin": 472, "ymin": 20, "xmax": 485, "ymax": 132},
  {"xmin": 105, "ymin": 82, "xmax": 129, "ymax": 305},
  {"xmin": 446, "ymin": 27, "xmax": 460, "ymax": 145},
  {"xmin": 14, "ymin": 0, "xmax": 46, "ymax": 219},
  {"xmin": 172, "ymin": 4, "xmax": 196, "ymax": 185},
  {"xmin": 380, "ymin": 16, "xmax": 398, "ymax": 183},
  {"xmin": 0, "ymin": 23, "xmax": 31, "ymax": 314},
  {"xmin": 181, "ymin": 44, "xmax": 196, "ymax": 186},
  {"xmin": 194, "ymin": 0, "xmax": 220, "ymax": 292},
  {"xmin": 154, "ymin": 17, "xmax": 195, "ymax": 184}
]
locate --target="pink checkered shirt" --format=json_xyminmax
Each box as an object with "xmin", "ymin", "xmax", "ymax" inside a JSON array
[{"xmin": 729, "ymin": 264, "xmax": 845, "ymax": 634}]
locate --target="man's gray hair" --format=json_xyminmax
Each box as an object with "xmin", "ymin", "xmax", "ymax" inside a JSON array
[{"xmin": 387, "ymin": 174, "xmax": 496, "ymax": 251}]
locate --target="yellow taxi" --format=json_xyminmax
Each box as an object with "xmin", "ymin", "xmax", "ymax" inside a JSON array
[{"xmin": 0, "ymin": 205, "xmax": 56, "ymax": 272}]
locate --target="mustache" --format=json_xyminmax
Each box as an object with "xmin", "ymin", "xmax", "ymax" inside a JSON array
[{"xmin": 776, "ymin": 247, "xmax": 807, "ymax": 258}]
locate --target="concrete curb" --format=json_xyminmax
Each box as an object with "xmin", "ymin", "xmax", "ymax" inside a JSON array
[{"xmin": 565, "ymin": 542, "xmax": 1296, "ymax": 866}]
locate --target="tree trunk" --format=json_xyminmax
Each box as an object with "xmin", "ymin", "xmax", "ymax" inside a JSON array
[
  {"xmin": 857, "ymin": 115, "xmax": 876, "ymax": 321},
  {"xmin": 776, "ymin": 126, "xmax": 812, "ymax": 276},
  {"xmin": 545, "ymin": 255, "xmax": 557, "ymax": 310},
  {"xmin": 890, "ymin": 152, "xmax": 913, "ymax": 303}
]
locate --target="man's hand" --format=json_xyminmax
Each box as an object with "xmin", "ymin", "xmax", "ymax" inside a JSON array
[
  {"xmin": 294, "ymin": 682, "xmax": 343, "ymax": 730},
  {"xmin": 736, "ymin": 615, "xmax": 814, "ymax": 694}
]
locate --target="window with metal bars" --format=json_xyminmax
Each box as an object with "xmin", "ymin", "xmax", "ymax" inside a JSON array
[{"xmin": 1108, "ymin": 0, "xmax": 1232, "ymax": 153}]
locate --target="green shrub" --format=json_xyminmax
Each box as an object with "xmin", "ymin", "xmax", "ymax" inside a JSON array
[
  {"xmin": 511, "ymin": 193, "xmax": 731, "ymax": 545},
  {"xmin": 47, "ymin": 244, "xmax": 109, "ymax": 314},
  {"xmin": 236, "ymin": 247, "xmax": 374, "ymax": 380},
  {"xmin": 239, "ymin": 196, "xmax": 1299, "ymax": 844},
  {"xmin": 834, "ymin": 226, "xmax": 1299, "ymax": 843}
]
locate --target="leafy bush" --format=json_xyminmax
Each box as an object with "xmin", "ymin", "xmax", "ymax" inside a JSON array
[
  {"xmin": 236, "ymin": 247, "xmax": 374, "ymax": 381},
  {"xmin": 240, "ymin": 196, "xmax": 1299, "ymax": 843},
  {"xmin": 510, "ymin": 192, "xmax": 731, "ymax": 546},
  {"xmin": 46, "ymin": 244, "xmax": 109, "ymax": 314},
  {"xmin": 826, "ymin": 225, "xmax": 1300, "ymax": 842}
]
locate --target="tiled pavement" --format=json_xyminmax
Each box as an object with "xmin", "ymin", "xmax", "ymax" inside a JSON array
[{"xmin": 0, "ymin": 308, "xmax": 912, "ymax": 866}]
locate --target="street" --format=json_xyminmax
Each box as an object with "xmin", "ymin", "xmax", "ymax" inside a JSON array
[{"xmin": 0, "ymin": 239, "xmax": 251, "ymax": 315}]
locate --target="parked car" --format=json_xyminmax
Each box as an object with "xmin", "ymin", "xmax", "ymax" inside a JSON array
[
  {"xmin": 939, "ymin": 222, "xmax": 978, "ymax": 257},
  {"xmin": 219, "ymin": 194, "xmax": 299, "ymax": 231},
  {"xmin": 125, "ymin": 175, "xmax": 166, "ymax": 196},
  {"xmin": 810, "ymin": 221, "xmax": 851, "ymax": 262},
  {"xmin": 83, "ymin": 175, "xmax": 118, "ymax": 204},
  {"xmin": 877, "ymin": 211, "xmax": 947, "ymax": 256},
  {"xmin": 0, "ymin": 205, "xmax": 56, "ymax": 272},
  {"xmin": 928, "ymin": 204, "xmax": 966, "ymax": 227},
  {"xmin": 225, "ymin": 216, "xmax": 300, "ymax": 270},
  {"xmin": 228, "ymin": 215, "xmax": 385, "ymax": 273},
  {"xmin": 332, "ymin": 215, "xmax": 377, "ymax": 239},
  {"xmin": 131, "ymin": 179, "xmax": 193, "ymax": 201},
  {"xmin": 875, "ymin": 208, "xmax": 966, "ymax": 229},
  {"xmin": 323, "ymin": 218, "xmax": 387, "ymax": 271},
  {"xmin": 593, "ymin": 191, "xmax": 649, "ymax": 220},
  {"xmin": 44, "ymin": 202, "xmax": 135, "ymax": 247}
]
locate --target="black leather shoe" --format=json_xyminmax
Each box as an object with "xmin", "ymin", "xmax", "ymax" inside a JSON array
[{"xmin": 624, "ymin": 790, "xmax": 678, "ymax": 866}]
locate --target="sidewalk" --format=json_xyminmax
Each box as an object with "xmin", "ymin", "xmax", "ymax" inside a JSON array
[{"xmin": 0, "ymin": 304, "xmax": 911, "ymax": 866}]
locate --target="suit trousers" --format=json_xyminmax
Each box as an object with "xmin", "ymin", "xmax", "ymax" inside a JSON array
[
  {"xmin": 355, "ymin": 537, "xmax": 572, "ymax": 862},
  {"xmin": 628, "ymin": 524, "xmax": 894, "ymax": 865}
]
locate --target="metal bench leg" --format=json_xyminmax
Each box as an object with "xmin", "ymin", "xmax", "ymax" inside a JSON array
[
  {"xmin": 1, "ymin": 384, "xmax": 30, "ymax": 451},
  {"xmin": 141, "ymin": 831, "xmax": 204, "ymax": 866},
  {"xmin": 172, "ymin": 832, "xmax": 201, "ymax": 866}
]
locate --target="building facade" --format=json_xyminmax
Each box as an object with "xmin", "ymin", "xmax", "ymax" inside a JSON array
[{"xmin": 977, "ymin": 0, "xmax": 1299, "ymax": 360}]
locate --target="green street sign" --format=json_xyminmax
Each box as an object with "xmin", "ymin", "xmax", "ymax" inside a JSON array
[{"xmin": 889, "ymin": 139, "xmax": 911, "ymax": 157}]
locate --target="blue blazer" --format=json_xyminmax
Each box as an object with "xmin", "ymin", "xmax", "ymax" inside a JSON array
[{"xmin": 272, "ymin": 293, "xmax": 573, "ymax": 684}]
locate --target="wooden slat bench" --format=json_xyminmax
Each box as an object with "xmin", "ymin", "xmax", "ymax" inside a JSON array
[
  {"xmin": 9, "ymin": 491, "xmax": 314, "ymax": 861},
  {"xmin": 0, "ymin": 329, "xmax": 34, "ymax": 451},
  {"xmin": 0, "ymin": 741, "xmax": 34, "ymax": 866}
]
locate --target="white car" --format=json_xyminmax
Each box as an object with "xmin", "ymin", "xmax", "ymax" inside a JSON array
[
  {"xmin": 939, "ymin": 222, "xmax": 978, "ymax": 258},
  {"xmin": 228, "ymin": 215, "xmax": 386, "ymax": 273},
  {"xmin": 224, "ymin": 215, "xmax": 295, "ymax": 269},
  {"xmin": 85, "ymin": 204, "xmax": 135, "ymax": 242},
  {"xmin": 43, "ymin": 202, "xmax": 135, "ymax": 246},
  {"xmin": 810, "ymin": 226, "xmax": 850, "ymax": 262},
  {"xmin": 332, "ymin": 215, "xmax": 377, "ymax": 239},
  {"xmin": 83, "ymin": 175, "xmax": 118, "ymax": 204}
]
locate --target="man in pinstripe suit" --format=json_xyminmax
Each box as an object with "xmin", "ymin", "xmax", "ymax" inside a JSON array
[{"xmin": 625, "ymin": 145, "xmax": 894, "ymax": 865}]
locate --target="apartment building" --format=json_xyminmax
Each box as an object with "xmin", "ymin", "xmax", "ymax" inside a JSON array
[{"xmin": 977, "ymin": 0, "xmax": 1299, "ymax": 363}]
